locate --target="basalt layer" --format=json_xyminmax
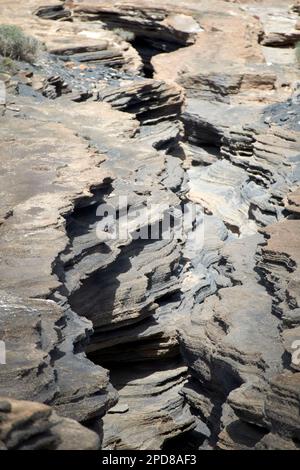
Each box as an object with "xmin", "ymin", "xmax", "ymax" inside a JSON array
[{"xmin": 0, "ymin": 0, "xmax": 299, "ymax": 451}]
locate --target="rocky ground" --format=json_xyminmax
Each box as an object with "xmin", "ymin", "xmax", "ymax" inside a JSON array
[{"xmin": 0, "ymin": 0, "xmax": 299, "ymax": 450}]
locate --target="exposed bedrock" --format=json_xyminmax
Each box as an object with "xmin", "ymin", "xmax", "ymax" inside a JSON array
[
  {"xmin": 0, "ymin": 0, "xmax": 300, "ymax": 451},
  {"xmin": 51, "ymin": 0, "xmax": 202, "ymax": 49},
  {"xmin": 35, "ymin": 0, "xmax": 203, "ymax": 77},
  {"xmin": 0, "ymin": 8, "xmax": 193, "ymax": 444},
  {"xmin": 0, "ymin": 76, "xmax": 195, "ymax": 447},
  {"xmin": 0, "ymin": 397, "xmax": 101, "ymax": 450}
]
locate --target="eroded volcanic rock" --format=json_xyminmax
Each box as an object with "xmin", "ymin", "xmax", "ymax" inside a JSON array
[
  {"xmin": 0, "ymin": 0, "xmax": 300, "ymax": 451},
  {"xmin": 62, "ymin": 0, "xmax": 202, "ymax": 49},
  {"xmin": 0, "ymin": 397, "xmax": 100, "ymax": 450}
]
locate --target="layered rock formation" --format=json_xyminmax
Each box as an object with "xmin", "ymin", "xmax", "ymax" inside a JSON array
[
  {"xmin": 0, "ymin": 397, "xmax": 100, "ymax": 450},
  {"xmin": 0, "ymin": 0, "xmax": 299, "ymax": 451}
]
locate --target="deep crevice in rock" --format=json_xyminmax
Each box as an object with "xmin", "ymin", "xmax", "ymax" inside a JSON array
[{"xmin": 2, "ymin": 0, "xmax": 300, "ymax": 451}]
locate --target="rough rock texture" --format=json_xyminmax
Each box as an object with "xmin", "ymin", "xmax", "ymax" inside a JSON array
[
  {"xmin": 103, "ymin": 362, "xmax": 194, "ymax": 449},
  {"xmin": 0, "ymin": 0, "xmax": 193, "ymax": 449},
  {"xmin": 0, "ymin": 0, "xmax": 300, "ymax": 451},
  {"xmin": 168, "ymin": 0, "xmax": 300, "ymax": 450},
  {"xmin": 61, "ymin": 0, "xmax": 202, "ymax": 49},
  {"xmin": 0, "ymin": 397, "xmax": 100, "ymax": 450}
]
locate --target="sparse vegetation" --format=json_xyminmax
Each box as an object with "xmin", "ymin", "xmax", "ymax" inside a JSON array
[
  {"xmin": 0, "ymin": 57, "xmax": 17, "ymax": 73},
  {"xmin": 295, "ymin": 41, "xmax": 300, "ymax": 66},
  {"xmin": 0, "ymin": 25, "xmax": 40, "ymax": 63}
]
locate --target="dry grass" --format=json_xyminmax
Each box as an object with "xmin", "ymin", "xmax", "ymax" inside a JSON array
[
  {"xmin": 0, "ymin": 25, "xmax": 40, "ymax": 63},
  {"xmin": 0, "ymin": 57, "xmax": 17, "ymax": 74}
]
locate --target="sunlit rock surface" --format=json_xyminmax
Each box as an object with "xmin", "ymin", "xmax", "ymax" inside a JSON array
[{"xmin": 0, "ymin": 0, "xmax": 299, "ymax": 450}]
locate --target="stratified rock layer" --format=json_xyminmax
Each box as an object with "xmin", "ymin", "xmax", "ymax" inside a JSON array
[
  {"xmin": 0, "ymin": 0, "xmax": 300, "ymax": 451},
  {"xmin": 0, "ymin": 397, "xmax": 100, "ymax": 450}
]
